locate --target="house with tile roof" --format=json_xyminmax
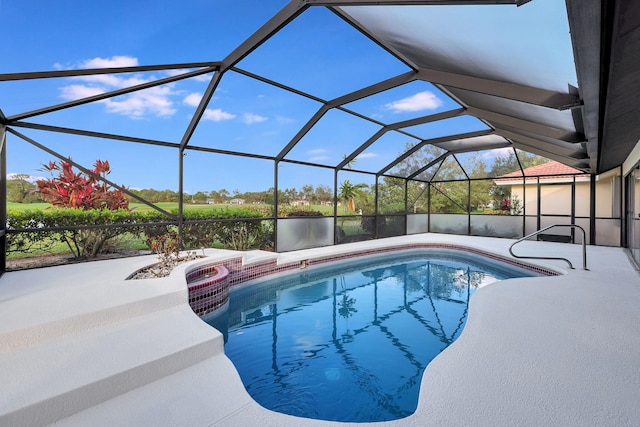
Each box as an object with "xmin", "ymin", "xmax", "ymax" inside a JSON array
[
  {"xmin": 497, "ymin": 161, "xmax": 588, "ymax": 181},
  {"xmin": 495, "ymin": 161, "xmax": 621, "ymax": 246}
]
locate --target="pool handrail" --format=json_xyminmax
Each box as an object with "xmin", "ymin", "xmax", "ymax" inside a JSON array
[{"xmin": 509, "ymin": 224, "xmax": 588, "ymax": 270}]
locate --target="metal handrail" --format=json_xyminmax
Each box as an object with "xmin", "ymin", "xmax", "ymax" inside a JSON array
[{"xmin": 509, "ymin": 224, "xmax": 588, "ymax": 270}]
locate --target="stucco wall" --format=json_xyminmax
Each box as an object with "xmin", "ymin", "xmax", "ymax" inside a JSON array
[
  {"xmin": 512, "ymin": 177, "xmax": 617, "ymax": 219},
  {"xmin": 509, "ymin": 175, "xmax": 621, "ymax": 246}
]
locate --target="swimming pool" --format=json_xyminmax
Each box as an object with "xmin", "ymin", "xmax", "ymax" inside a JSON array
[{"xmin": 207, "ymin": 249, "xmax": 541, "ymax": 422}]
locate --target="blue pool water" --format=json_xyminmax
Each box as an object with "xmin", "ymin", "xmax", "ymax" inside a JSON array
[{"xmin": 207, "ymin": 250, "xmax": 539, "ymax": 422}]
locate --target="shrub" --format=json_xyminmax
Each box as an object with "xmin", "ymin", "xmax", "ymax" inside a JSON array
[
  {"xmin": 147, "ymin": 231, "xmax": 181, "ymax": 276},
  {"xmin": 54, "ymin": 209, "xmax": 144, "ymax": 258},
  {"xmin": 6, "ymin": 210, "xmax": 59, "ymax": 254},
  {"xmin": 361, "ymin": 215, "xmax": 385, "ymax": 234},
  {"xmin": 286, "ymin": 210, "xmax": 324, "ymax": 217},
  {"xmin": 179, "ymin": 208, "xmax": 265, "ymax": 251},
  {"xmin": 36, "ymin": 159, "xmax": 129, "ymax": 210},
  {"xmin": 6, "ymin": 206, "xmax": 271, "ymax": 259},
  {"xmin": 6, "ymin": 208, "xmax": 152, "ymax": 258},
  {"xmin": 20, "ymin": 159, "xmax": 133, "ymax": 258}
]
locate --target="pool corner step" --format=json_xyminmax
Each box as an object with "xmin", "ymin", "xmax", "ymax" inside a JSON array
[
  {"xmin": 0, "ymin": 279, "xmax": 189, "ymax": 354},
  {"xmin": 0, "ymin": 304, "xmax": 222, "ymax": 427}
]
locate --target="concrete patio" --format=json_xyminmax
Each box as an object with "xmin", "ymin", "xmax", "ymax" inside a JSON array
[{"xmin": 1, "ymin": 234, "xmax": 639, "ymax": 426}]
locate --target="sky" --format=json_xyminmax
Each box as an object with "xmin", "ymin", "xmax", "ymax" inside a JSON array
[{"xmin": 0, "ymin": 0, "xmax": 577, "ymax": 194}]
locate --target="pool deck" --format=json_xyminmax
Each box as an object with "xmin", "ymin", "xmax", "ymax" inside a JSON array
[{"xmin": 1, "ymin": 233, "xmax": 640, "ymax": 426}]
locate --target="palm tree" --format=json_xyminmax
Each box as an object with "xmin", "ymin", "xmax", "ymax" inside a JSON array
[{"xmin": 339, "ymin": 179, "xmax": 367, "ymax": 215}]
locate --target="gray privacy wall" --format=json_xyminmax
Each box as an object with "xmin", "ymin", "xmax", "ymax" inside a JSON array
[{"xmin": 277, "ymin": 217, "xmax": 334, "ymax": 252}]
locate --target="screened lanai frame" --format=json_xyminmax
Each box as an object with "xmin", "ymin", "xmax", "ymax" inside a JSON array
[{"xmin": 1, "ymin": 0, "xmax": 618, "ymax": 272}]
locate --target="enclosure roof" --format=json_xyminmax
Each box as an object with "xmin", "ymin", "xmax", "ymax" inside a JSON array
[
  {"xmin": 1, "ymin": 0, "xmax": 639, "ymax": 181},
  {"xmin": 333, "ymin": 0, "xmax": 639, "ymax": 175}
]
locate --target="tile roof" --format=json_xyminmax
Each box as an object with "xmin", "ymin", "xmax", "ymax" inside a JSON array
[{"xmin": 496, "ymin": 161, "xmax": 587, "ymax": 180}]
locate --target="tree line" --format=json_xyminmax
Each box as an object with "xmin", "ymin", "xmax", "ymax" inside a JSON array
[
  {"xmin": 8, "ymin": 178, "xmax": 340, "ymax": 206},
  {"xmin": 127, "ymin": 184, "xmax": 335, "ymax": 205},
  {"xmin": 7, "ymin": 149, "xmax": 547, "ymax": 213}
]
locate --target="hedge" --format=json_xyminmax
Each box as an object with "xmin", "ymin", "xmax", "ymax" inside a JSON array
[{"xmin": 6, "ymin": 207, "xmax": 269, "ymax": 258}]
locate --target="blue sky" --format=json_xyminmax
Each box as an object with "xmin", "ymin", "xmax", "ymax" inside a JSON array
[{"xmin": 1, "ymin": 0, "xmax": 576, "ymax": 194}]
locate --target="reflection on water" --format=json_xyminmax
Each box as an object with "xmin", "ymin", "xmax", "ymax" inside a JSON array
[{"xmin": 206, "ymin": 252, "xmax": 535, "ymax": 422}]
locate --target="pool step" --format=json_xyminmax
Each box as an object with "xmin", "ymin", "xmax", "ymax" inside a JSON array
[
  {"xmin": 0, "ymin": 258, "xmax": 188, "ymax": 354},
  {"xmin": 0, "ymin": 304, "xmax": 222, "ymax": 427}
]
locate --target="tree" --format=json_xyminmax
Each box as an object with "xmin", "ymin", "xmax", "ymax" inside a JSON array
[
  {"xmin": 378, "ymin": 177, "xmax": 405, "ymax": 214},
  {"xmin": 193, "ymin": 191, "xmax": 208, "ymax": 204},
  {"xmin": 489, "ymin": 151, "xmax": 547, "ymax": 176},
  {"xmin": 278, "ymin": 187, "xmax": 298, "ymax": 204},
  {"xmin": 387, "ymin": 143, "xmax": 549, "ymax": 214},
  {"xmin": 218, "ymin": 189, "xmax": 230, "ymax": 202},
  {"xmin": 467, "ymin": 157, "xmax": 493, "ymax": 212},
  {"xmin": 8, "ymin": 174, "xmax": 42, "ymax": 203},
  {"xmin": 314, "ymin": 184, "xmax": 333, "ymax": 204},
  {"xmin": 342, "ymin": 153, "xmax": 358, "ymax": 169},
  {"xmin": 159, "ymin": 189, "xmax": 178, "ymax": 202},
  {"xmin": 338, "ymin": 180, "xmax": 368, "ymax": 214},
  {"xmin": 300, "ymin": 184, "xmax": 314, "ymax": 202},
  {"xmin": 264, "ymin": 188, "xmax": 275, "ymax": 205},
  {"xmin": 209, "ymin": 190, "xmax": 227, "ymax": 204},
  {"xmin": 391, "ymin": 143, "xmax": 444, "ymax": 178},
  {"xmin": 489, "ymin": 151, "xmax": 548, "ymax": 207}
]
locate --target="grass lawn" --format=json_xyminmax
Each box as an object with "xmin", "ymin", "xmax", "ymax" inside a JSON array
[
  {"xmin": 9, "ymin": 201, "xmax": 340, "ymax": 216},
  {"xmin": 7, "ymin": 201, "xmax": 225, "ymax": 212},
  {"xmin": 7, "ymin": 202, "xmax": 52, "ymax": 211},
  {"xmin": 6, "ymin": 232, "xmax": 149, "ymax": 260},
  {"xmin": 8, "ymin": 201, "xmax": 253, "ymax": 212},
  {"xmin": 129, "ymin": 202, "xmax": 202, "ymax": 212}
]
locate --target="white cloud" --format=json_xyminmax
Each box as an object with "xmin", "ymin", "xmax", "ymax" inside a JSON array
[
  {"xmin": 183, "ymin": 92, "xmax": 203, "ymax": 107},
  {"xmin": 203, "ymin": 108, "xmax": 236, "ymax": 122},
  {"xmin": 307, "ymin": 148, "xmax": 328, "ymax": 155},
  {"xmin": 60, "ymin": 84, "xmax": 105, "ymax": 100},
  {"xmin": 57, "ymin": 55, "xmax": 180, "ymax": 119},
  {"xmin": 165, "ymin": 68, "xmax": 189, "ymax": 78},
  {"xmin": 194, "ymin": 73, "xmax": 213, "ymax": 82},
  {"xmin": 243, "ymin": 113, "xmax": 267, "ymax": 124},
  {"xmin": 105, "ymin": 85, "xmax": 176, "ymax": 118},
  {"xmin": 309, "ymin": 155, "xmax": 330, "ymax": 162},
  {"xmin": 70, "ymin": 74, "xmax": 125, "ymax": 87},
  {"xmin": 357, "ymin": 152, "xmax": 378, "ymax": 159},
  {"xmin": 166, "ymin": 69, "xmax": 213, "ymax": 82},
  {"xmin": 275, "ymin": 115, "xmax": 296, "ymax": 125},
  {"xmin": 307, "ymin": 149, "xmax": 329, "ymax": 162},
  {"xmin": 480, "ymin": 147, "xmax": 513, "ymax": 160},
  {"xmin": 81, "ymin": 55, "xmax": 139, "ymax": 68},
  {"xmin": 385, "ymin": 91, "xmax": 443, "ymax": 113}
]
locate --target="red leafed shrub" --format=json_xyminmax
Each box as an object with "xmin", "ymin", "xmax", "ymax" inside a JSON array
[
  {"xmin": 33, "ymin": 159, "xmax": 132, "ymax": 258},
  {"xmin": 500, "ymin": 197, "xmax": 511, "ymax": 211},
  {"xmin": 36, "ymin": 159, "xmax": 129, "ymax": 210}
]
